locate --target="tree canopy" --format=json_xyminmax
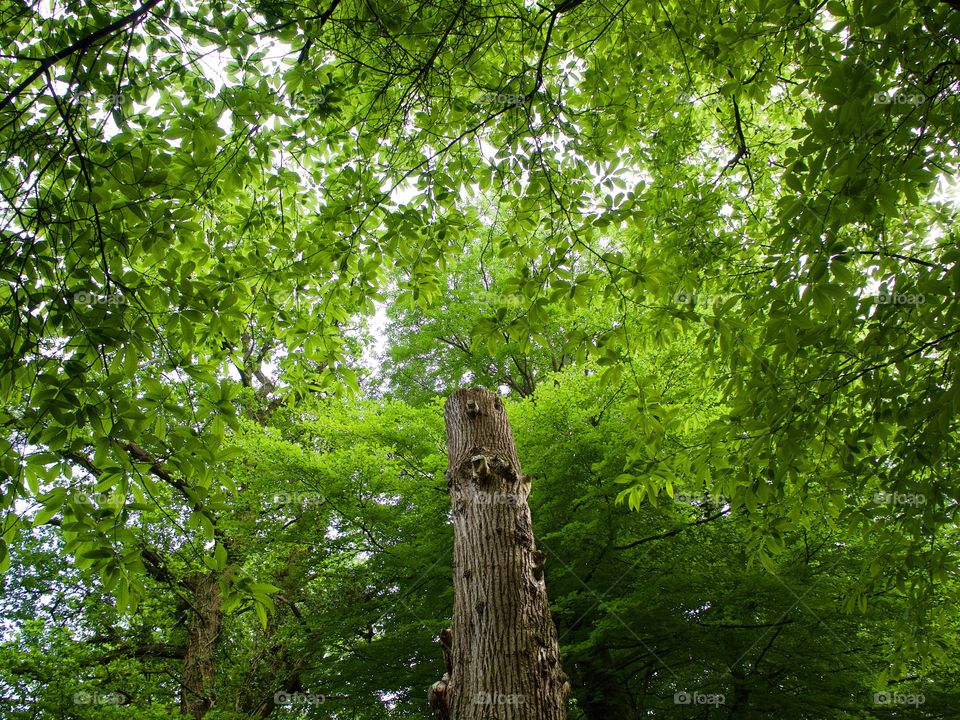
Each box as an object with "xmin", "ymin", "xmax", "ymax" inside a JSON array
[{"xmin": 2, "ymin": 0, "xmax": 960, "ymax": 717}]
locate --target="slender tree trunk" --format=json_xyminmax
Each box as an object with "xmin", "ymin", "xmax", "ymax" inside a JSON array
[
  {"xmin": 181, "ymin": 572, "xmax": 221, "ymax": 719},
  {"xmin": 430, "ymin": 388, "xmax": 569, "ymax": 720}
]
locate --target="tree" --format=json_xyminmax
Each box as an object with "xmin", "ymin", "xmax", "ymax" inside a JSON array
[
  {"xmin": 433, "ymin": 387, "xmax": 568, "ymax": 720},
  {"xmin": 2, "ymin": 382, "xmax": 959, "ymax": 718},
  {"xmin": 3, "ymin": 0, "xmax": 960, "ymax": 621},
  {"xmin": 3, "ymin": 0, "xmax": 960, "ymax": 715}
]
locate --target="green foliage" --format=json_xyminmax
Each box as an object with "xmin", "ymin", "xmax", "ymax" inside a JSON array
[{"xmin": 2, "ymin": 0, "xmax": 960, "ymax": 716}]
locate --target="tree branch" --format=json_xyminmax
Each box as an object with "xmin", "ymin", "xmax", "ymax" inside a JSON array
[
  {"xmin": 0, "ymin": 0, "xmax": 165, "ymax": 112},
  {"xmin": 614, "ymin": 508, "xmax": 730, "ymax": 550}
]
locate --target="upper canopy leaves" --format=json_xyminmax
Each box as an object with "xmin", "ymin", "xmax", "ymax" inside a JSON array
[{"xmin": 0, "ymin": 0, "xmax": 958, "ymax": 649}]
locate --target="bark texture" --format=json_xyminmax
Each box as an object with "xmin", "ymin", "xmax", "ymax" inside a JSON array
[
  {"xmin": 181, "ymin": 572, "xmax": 221, "ymax": 718},
  {"xmin": 432, "ymin": 387, "xmax": 568, "ymax": 720}
]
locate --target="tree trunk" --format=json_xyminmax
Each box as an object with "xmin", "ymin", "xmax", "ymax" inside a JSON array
[
  {"xmin": 181, "ymin": 572, "xmax": 221, "ymax": 719},
  {"xmin": 430, "ymin": 387, "xmax": 568, "ymax": 720}
]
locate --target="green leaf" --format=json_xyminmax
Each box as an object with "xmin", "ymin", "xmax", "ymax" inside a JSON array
[
  {"xmin": 254, "ymin": 601, "xmax": 268, "ymax": 629},
  {"xmin": 32, "ymin": 489, "xmax": 68, "ymax": 527}
]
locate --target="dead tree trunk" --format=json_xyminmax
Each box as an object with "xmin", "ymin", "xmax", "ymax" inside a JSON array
[{"xmin": 430, "ymin": 387, "xmax": 568, "ymax": 720}]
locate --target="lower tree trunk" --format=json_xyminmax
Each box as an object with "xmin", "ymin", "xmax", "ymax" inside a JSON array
[
  {"xmin": 431, "ymin": 388, "xmax": 568, "ymax": 720},
  {"xmin": 181, "ymin": 572, "xmax": 221, "ymax": 719}
]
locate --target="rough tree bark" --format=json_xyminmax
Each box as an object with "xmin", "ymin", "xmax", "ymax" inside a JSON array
[
  {"xmin": 430, "ymin": 387, "xmax": 569, "ymax": 720},
  {"xmin": 181, "ymin": 572, "xmax": 221, "ymax": 719}
]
